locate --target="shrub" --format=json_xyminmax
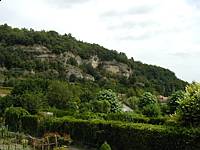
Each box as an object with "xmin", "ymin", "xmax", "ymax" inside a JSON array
[
  {"xmin": 8, "ymin": 115, "xmax": 200, "ymax": 150},
  {"xmin": 40, "ymin": 117, "xmax": 200, "ymax": 150},
  {"xmin": 96, "ymin": 89, "xmax": 122, "ymax": 113},
  {"xmin": 105, "ymin": 112, "xmax": 149, "ymax": 124},
  {"xmin": 92, "ymin": 100, "xmax": 111, "ymax": 113},
  {"xmin": 100, "ymin": 141, "xmax": 112, "ymax": 150},
  {"xmin": 168, "ymin": 90, "xmax": 185, "ymax": 114},
  {"xmin": 125, "ymin": 96, "xmax": 139, "ymax": 111},
  {"xmin": 142, "ymin": 103, "xmax": 161, "ymax": 117},
  {"xmin": 138, "ymin": 92, "xmax": 157, "ymax": 108},
  {"xmin": 19, "ymin": 91, "xmax": 47, "ymax": 114},
  {"xmin": 21, "ymin": 115, "xmax": 39, "ymax": 136},
  {"xmin": 5, "ymin": 107, "xmax": 29, "ymax": 131},
  {"xmin": 178, "ymin": 82, "xmax": 200, "ymax": 126}
]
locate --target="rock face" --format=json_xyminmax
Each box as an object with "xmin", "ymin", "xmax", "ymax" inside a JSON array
[
  {"xmin": 22, "ymin": 45, "xmax": 50, "ymax": 54},
  {"xmin": 101, "ymin": 61, "xmax": 132, "ymax": 78},
  {"xmin": 16, "ymin": 45, "xmax": 133, "ymax": 80},
  {"xmin": 89, "ymin": 55, "xmax": 99, "ymax": 68},
  {"xmin": 62, "ymin": 52, "xmax": 83, "ymax": 66},
  {"xmin": 65, "ymin": 65, "xmax": 83, "ymax": 79}
]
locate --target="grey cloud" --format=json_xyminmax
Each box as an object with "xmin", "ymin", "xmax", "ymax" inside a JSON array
[
  {"xmin": 44, "ymin": 0, "xmax": 91, "ymax": 8},
  {"xmin": 117, "ymin": 34, "xmax": 152, "ymax": 41},
  {"xmin": 170, "ymin": 52, "xmax": 191, "ymax": 58},
  {"xmin": 170, "ymin": 52, "xmax": 200, "ymax": 58},
  {"xmin": 101, "ymin": 5, "xmax": 156, "ymax": 18},
  {"xmin": 107, "ymin": 21, "xmax": 159, "ymax": 30}
]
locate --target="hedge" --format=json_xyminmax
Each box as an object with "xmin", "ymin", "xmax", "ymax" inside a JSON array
[
  {"xmin": 4, "ymin": 107, "xmax": 29, "ymax": 131},
  {"xmin": 21, "ymin": 115, "xmax": 39, "ymax": 136},
  {"xmin": 39, "ymin": 117, "xmax": 200, "ymax": 150},
  {"xmin": 5, "ymin": 113, "xmax": 200, "ymax": 149},
  {"xmin": 74, "ymin": 112, "xmax": 167, "ymax": 125}
]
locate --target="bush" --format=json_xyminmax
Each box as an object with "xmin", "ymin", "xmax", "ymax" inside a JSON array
[
  {"xmin": 39, "ymin": 117, "xmax": 200, "ymax": 150},
  {"xmin": 142, "ymin": 103, "xmax": 161, "ymax": 117},
  {"xmin": 125, "ymin": 96, "xmax": 139, "ymax": 111},
  {"xmin": 96, "ymin": 89, "xmax": 121, "ymax": 113},
  {"xmin": 92, "ymin": 100, "xmax": 111, "ymax": 113},
  {"xmin": 8, "ymin": 114, "xmax": 200, "ymax": 150},
  {"xmin": 100, "ymin": 141, "xmax": 112, "ymax": 150},
  {"xmin": 21, "ymin": 115, "xmax": 39, "ymax": 136},
  {"xmin": 138, "ymin": 92, "xmax": 157, "ymax": 108},
  {"xmin": 40, "ymin": 108, "xmax": 74, "ymax": 117},
  {"xmin": 19, "ymin": 91, "xmax": 47, "ymax": 114},
  {"xmin": 105, "ymin": 112, "xmax": 149, "ymax": 124},
  {"xmin": 168, "ymin": 90, "xmax": 185, "ymax": 114},
  {"xmin": 178, "ymin": 82, "xmax": 200, "ymax": 126},
  {"xmin": 5, "ymin": 107, "xmax": 29, "ymax": 131}
]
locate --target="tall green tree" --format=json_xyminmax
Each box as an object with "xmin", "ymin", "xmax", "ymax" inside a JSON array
[
  {"xmin": 168, "ymin": 90, "xmax": 185, "ymax": 114},
  {"xmin": 96, "ymin": 89, "xmax": 121, "ymax": 113},
  {"xmin": 178, "ymin": 82, "xmax": 200, "ymax": 126},
  {"xmin": 47, "ymin": 81, "xmax": 73, "ymax": 109}
]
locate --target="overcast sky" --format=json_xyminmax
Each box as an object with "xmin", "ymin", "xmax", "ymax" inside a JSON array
[{"xmin": 0, "ymin": 0, "xmax": 200, "ymax": 82}]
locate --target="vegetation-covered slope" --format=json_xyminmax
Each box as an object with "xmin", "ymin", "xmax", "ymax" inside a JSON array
[{"xmin": 0, "ymin": 24, "xmax": 187, "ymax": 96}]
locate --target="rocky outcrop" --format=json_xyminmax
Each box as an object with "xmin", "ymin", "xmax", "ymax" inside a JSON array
[
  {"xmin": 101, "ymin": 61, "xmax": 132, "ymax": 78},
  {"xmin": 89, "ymin": 55, "xmax": 99, "ymax": 68},
  {"xmin": 22, "ymin": 45, "xmax": 50, "ymax": 54},
  {"xmin": 65, "ymin": 65, "xmax": 83, "ymax": 79},
  {"xmin": 17, "ymin": 45, "xmax": 133, "ymax": 80}
]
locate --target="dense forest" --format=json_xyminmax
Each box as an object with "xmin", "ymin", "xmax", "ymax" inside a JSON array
[{"xmin": 0, "ymin": 24, "xmax": 187, "ymax": 96}]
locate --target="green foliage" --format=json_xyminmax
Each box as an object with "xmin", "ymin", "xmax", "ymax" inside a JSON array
[
  {"xmin": 66, "ymin": 57, "xmax": 78, "ymax": 66},
  {"xmin": 125, "ymin": 96, "xmax": 140, "ymax": 111},
  {"xmin": 105, "ymin": 112, "xmax": 149, "ymax": 124},
  {"xmin": 0, "ymin": 95, "xmax": 15, "ymax": 116},
  {"xmin": 21, "ymin": 115, "xmax": 39, "ymax": 136},
  {"xmin": 96, "ymin": 89, "xmax": 122, "ymax": 113},
  {"xmin": 47, "ymin": 81, "xmax": 73, "ymax": 109},
  {"xmin": 142, "ymin": 103, "xmax": 161, "ymax": 117},
  {"xmin": 92, "ymin": 100, "xmax": 111, "ymax": 113},
  {"xmin": 5, "ymin": 107, "xmax": 29, "ymax": 131},
  {"xmin": 21, "ymin": 116, "xmax": 200, "ymax": 150},
  {"xmin": 178, "ymin": 82, "xmax": 200, "ymax": 126},
  {"xmin": 18, "ymin": 91, "xmax": 47, "ymax": 114},
  {"xmin": 168, "ymin": 90, "xmax": 185, "ymax": 114},
  {"xmin": 138, "ymin": 92, "xmax": 157, "ymax": 108},
  {"xmin": 100, "ymin": 142, "xmax": 112, "ymax": 150},
  {"xmin": 11, "ymin": 78, "xmax": 49, "ymax": 95}
]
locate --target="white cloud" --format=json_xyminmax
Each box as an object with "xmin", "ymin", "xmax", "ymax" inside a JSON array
[{"xmin": 0, "ymin": 0, "xmax": 200, "ymax": 82}]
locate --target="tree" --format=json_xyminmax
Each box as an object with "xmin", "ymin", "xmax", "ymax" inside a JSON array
[
  {"xmin": 168, "ymin": 90, "xmax": 185, "ymax": 114},
  {"xmin": 138, "ymin": 92, "xmax": 157, "ymax": 108},
  {"xmin": 142, "ymin": 103, "xmax": 161, "ymax": 117},
  {"xmin": 178, "ymin": 82, "xmax": 200, "ymax": 126},
  {"xmin": 19, "ymin": 91, "xmax": 47, "ymax": 114},
  {"xmin": 138, "ymin": 92, "xmax": 161, "ymax": 117},
  {"xmin": 92, "ymin": 100, "xmax": 111, "ymax": 113},
  {"xmin": 96, "ymin": 89, "xmax": 121, "ymax": 113},
  {"xmin": 47, "ymin": 81, "xmax": 73, "ymax": 109}
]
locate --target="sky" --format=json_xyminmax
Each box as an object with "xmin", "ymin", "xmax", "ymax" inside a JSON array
[{"xmin": 0, "ymin": 0, "xmax": 200, "ymax": 82}]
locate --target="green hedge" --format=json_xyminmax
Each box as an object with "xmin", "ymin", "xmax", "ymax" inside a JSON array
[
  {"xmin": 5, "ymin": 111, "xmax": 200, "ymax": 149},
  {"xmin": 4, "ymin": 107, "xmax": 29, "ymax": 131},
  {"xmin": 39, "ymin": 117, "xmax": 200, "ymax": 150},
  {"xmin": 74, "ymin": 112, "xmax": 166, "ymax": 125},
  {"xmin": 21, "ymin": 115, "xmax": 39, "ymax": 136},
  {"xmin": 105, "ymin": 113, "xmax": 149, "ymax": 124}
]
